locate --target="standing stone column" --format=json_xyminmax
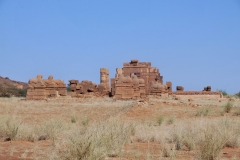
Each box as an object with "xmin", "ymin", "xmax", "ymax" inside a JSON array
[
  {"xmin": 100, "ymin": 68, "xmax": 109, "ymax": 87},
  {"xmin": 98, "ymin": 68, "xmax": 110, "ymax": 95}
]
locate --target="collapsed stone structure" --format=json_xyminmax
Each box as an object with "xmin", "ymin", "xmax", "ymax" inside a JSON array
[
  {"xmin": 26, "ymin": 75, "xmax": 67, "ymax": 100},
  {"xmin": 170, "ymin": 85, "xmax": 222, "ymax": 98},
  {"xmin": 26, "ymin": 59, "xmax": 222, "ymax": 100},
  {"xmin": 69, "ymin": 68, "xmax": 110, "ymax": 97},
  {"xmin": 176, "ymin": 86, "xmax": 184, "ymax": 91},
  {"xmin": 203, "ymin": 86, "xmax": 211, "ymax": 92},
  {"xmin": 111, "ymin": 60, "xmax": 172, "ymax": 100},
  {"xmin": 169, "ymin": 91, "xmax": 223, "ymax": 98}
]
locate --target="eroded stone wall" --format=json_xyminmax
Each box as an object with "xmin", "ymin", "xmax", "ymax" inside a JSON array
[
  {"xmin": 26, "ymin": 75, "xmax": 67, "ymax": 100},
  {"xmin": 111, "ymin": 59, "xmax": 171, "ymax": 99},
  {"xmin": 69, "ymin": 68, "xmax": 110, "ymax": 98}
]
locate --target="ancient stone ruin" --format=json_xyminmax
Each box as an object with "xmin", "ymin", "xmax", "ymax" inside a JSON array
[
  {"xmin": 169, "ymin": 85, "xmax": 222, "ymax": 98},
  {"xmin": 176, "ymin": 86, "xmax": 184, "ymax": 91},
  {"xmin": 69, "ymin": 68, "xmax": 110, "ymax": 97},
  {"xmin": 113, "ymin": 74, "xmax": 146, "ymax": 100},
  {"xmin": 203, "ymin": 86, "xmax": 211, "ymax": 92},
  {"xmin": 111, "ymin": 60, "xmax": 172, "ymax": 100},
  {"xmin": 26, "ymin": 74, "xmax": 67, "ymax": 100},
  {"xmin": 26, "ymin": 59, "xmax": 222, "ymax": 100}
]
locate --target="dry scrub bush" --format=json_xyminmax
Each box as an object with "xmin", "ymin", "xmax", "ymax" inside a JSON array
[
  {"xmin": 233, "ymin": 106, "xmax": 240, "ymax": 116},
  {"xmin": 157, "ymin": 115, "xmax": 164, "ymax": 126},
  {"xmin": 172, "ymin": 123, "xmax": 197, "ymax": 151},
  {"xmin": 0, "ymin": 115, "xmax": 66, "ymax": 144},
  {"xmin": 223, "ymin": 101, "xmax": 233, "ymax": 113},
  {"xmin": 171, "ymin": 118, "xmax": 240, "ymax": 160},
  {"xmin": 18, "ymin": 119, "xmax": 67, "ymax": 145},
  {"xmin": 133, "ymin": 122, "xmax": 171, "ymax": 143},
  {"xmin": 195, "ymin": 107, "xmax": 210, "ymax": 116},
  {"xmin": 58, "ymin": 119, "xmax": 135, "ymax": 160},
  {"xmin": 167, "ymin": 116, "xmax": 175, "ymax": 125},
  {"xmin": 0, "ymin": 115, "xmax": 22, "ymax": 140}
]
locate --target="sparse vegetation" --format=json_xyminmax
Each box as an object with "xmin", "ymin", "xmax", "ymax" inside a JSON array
[
  {"xmin": 0, "ymin": 116, "xmax": 22, "ymax": 141},
  {"xmin": 235, "ymin": 92, "xmax": 240, "ymax": 98},
  {"xmin": 0, "ymin": 97, "xmax": 240, "ymax": 159},
  {"xmin": 217, "ymin": 89, "xmax": 228, "ymax": 96},
  {"xmin": 223, "ymin": 101, "xmax": 233, "ymax": 113},
  {"xmin": 82, "ymin": 116, "xmax": 90, "ymax": 126},
  {"xmin": 195, "ymin": 106, "xmax": 210, "ymax": 116},
  {"xmin": 0, "ymin": 84, "xmax": 27, "ymax": 97},
  {"xmin": 157, "ymin": 115, "xmax": 164, "ymax": 126},
  {"xmin": 61, "ymin": 119, "xmax": 134, "ymax": 159},
  {"xmin": 233, "ymin": 106, "xmax": 240, "ymax": 116},
  {"xmin": 71, "ymin": 116, "xmax": 76, "ymax": 123},
  {"xmin": 167, "ymin": 116, "xmax": 175, "ymax": 125},
  {"xmin": 67, "ymin": 83, "xmax": 71, "ymax": 92}
]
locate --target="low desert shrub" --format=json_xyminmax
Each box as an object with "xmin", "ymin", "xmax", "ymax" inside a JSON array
[
  {"xmin": 235, "ymin": 92, "xmax": 240, "ymax": 98},
  {"xmin": 82, "ymin": 116, "xmax": 90, "ymax": 126},
  {"xmin": 197, "ymin": 118, "xmax": 240, "ymax": 160},
  {"xmin": 223, "ymin": 101, "xmax": 233, "ymax": 113},
  {"xmin": 171, "ymin": 118, "xmax": 240, "ymax": 159},
  {"xmin": 17, "ymin": 119, "xmax": 66, "ymax": 144},
  {"xmin": 157, "ymin": 115, "xmax": 164, "ymax": 126},
  {"xmin": 233, "ymin": 106, "xmax": 240, "ymax": 116},
  {"xmin": 167, "ymin": 116, "xmax": 175, "ymax": 125},
  {"xmin": 217, "ymin": 89, "xmax": 228, "ymax": 96},
  {"xmin": 71, "ymin": 116, "xmax": 76, "ymax": 123},
  {"xmin": 195, "ymin": 107, "xmax": 210, "ymax": 116},
  {"xmin": 133, "ymin": 124, "xmax": 167, "ymax": 143},
  {"xmin": 172, "ymin": 123, "xmax": 196, "ymax": 151},
  {"xmin": 60, "ymin": 119, "xmax": 135, "ymax": 159},
  {"xmin": 0, "ymin": 116, "xmax": 22, "ymax": 141},
  {"xmin": 0, "ymin": 84, "xmax": 27, "ymax": 97},
  {"xmin": 197, "ymin": 126, "xmax": 226, "ymax": 160}
]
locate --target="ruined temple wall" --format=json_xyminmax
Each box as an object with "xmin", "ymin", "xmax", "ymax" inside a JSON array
[
  {"xmin": 69, "ymin": 68, "xmax": 110, "ymax": 98},
  {"xmin": 169, "ymin": 91, "xmax": 223, "ymax": 99},
  {"xmin": 174, "ymin": 94, "xmax": 222, "ymax": 99},
  {"xmin": 26, "ymin": 75, "xmax": 67, "ymax": 100},
  {"xmin": 113, "ymin": 72, "xmax": 147, "ymax": 100},
  {"xmin": 120, "ymin": 60, "xmax": 163, "ymax": 94}
]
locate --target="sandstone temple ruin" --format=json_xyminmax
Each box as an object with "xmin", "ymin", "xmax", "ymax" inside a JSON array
[
  {"xmin": 111, "ymin": 60, "xmax": 172, "ymax": 100},
  {"xmin": 69, "ymin": 68, "xmax": 110, "ymax": 98},
  {"xmin": 26, "ymin": 75, "xmax": 67, "ymax": 100},
  {"xmin": 26, "ymin": 59, "xmax": 222, "ymax": 100}
]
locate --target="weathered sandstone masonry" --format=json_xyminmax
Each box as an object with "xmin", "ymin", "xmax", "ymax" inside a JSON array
[
  {"xmin": 170, "ymin": 86, "xmax": 222, "ymax": 98},
  {"xmin": 69, "ymin": 68, "xmax": 110, "ymax": 97},
  {"xmin": 111, "ymin": 60, "xmax": 172, "ymax": 100},
  {"xmin": 169, "ymin": 91, "xmax": 223, "ymax": 99},
  {"xmin": 26, "ymin": 59, "xmax": 222, "ymax": 100},
  {"xmin": 26, "ymin": 75, "xmax": 67, "ymax": 100}
]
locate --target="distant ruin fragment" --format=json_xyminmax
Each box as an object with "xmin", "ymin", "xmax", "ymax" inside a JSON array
[
  {"xmin": 69, "ymin": 68, "xmax": 110, "ymax": 97},
  {"xmin": 26, "ymin": 75, "xmax": 67, "ymax": 100},
  {"xmin": 203, "ymin": 86, "xmax": 211, "ymax": 92},
  {"xmin": 170, "ymin": 85, "xmax": 222, "ymax": 98},
  {"xmin": 176, "ymin": 86, "xmax": 184, "ymax": 91}
]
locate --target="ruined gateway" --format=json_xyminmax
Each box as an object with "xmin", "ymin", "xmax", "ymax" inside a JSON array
[{"xmin": 26, "ymin": 59, "xmax": 222, "ymax": 100}]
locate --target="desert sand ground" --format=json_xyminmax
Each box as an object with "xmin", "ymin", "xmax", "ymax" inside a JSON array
[{"xmin": 0, "ymin": 96, "xmax": 240, "ymax": 160}]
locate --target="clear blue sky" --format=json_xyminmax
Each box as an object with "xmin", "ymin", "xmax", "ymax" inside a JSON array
[{"xmin": 0, "ymin": 0, "xmax": 239, "ymax": 94}]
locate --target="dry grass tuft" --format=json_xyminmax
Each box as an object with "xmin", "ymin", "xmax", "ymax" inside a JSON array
[
  {"xmin": 58, "ymin": 119, "xmax": 135, "ymax": 160},
  {"xmin": 223, "ymin": 101, "xmax": 233, "ymax": 113},
  {"xmin": 195, "ymin": 106, "xmax": 210, "ymax": 116},
  {"xmin": 157, "ymin": 115, "xmax": 164, "ymax": 126},
  {"xmin": 0, "ymin": 115, "xmax": 22, "ymax": 141}
]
